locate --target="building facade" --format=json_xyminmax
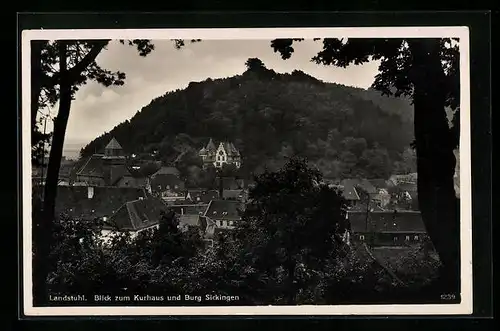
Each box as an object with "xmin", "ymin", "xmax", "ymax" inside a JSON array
[
  {"xmin": 347, "ymin": 210, "xmax": 429, "ymax": 247},
  {"xmin": 198, "ymin": 138, "xmax": 242, "ymax": 169}
]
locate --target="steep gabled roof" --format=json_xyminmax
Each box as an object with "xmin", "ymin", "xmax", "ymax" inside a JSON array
[
  {"xmin": 336, "ymin": 182, "xmax": 360, "ymax": 201},
  {"xmin": 359, "ymin": 179, "xmax": 377, "ymax": 194},
  {"xmin": 76, "ymin": 154, "xmax": 105, "ymax": 177},
  {"xmin": 151, "ymin": 174, "xmax": 185, "ymax": 192},
  {"xmin": 203, "ymin": 199, "xmax": 242, "ymax": 221},
  {"xmin": 107, "ymin": 196, "xmax": 167, "ymax": 231},
  {"xmin": 205, "ymin": 138, "xmax": 216, "ymax": 152},
  {"xmin": 222, "ymin": 142, "xmax": 240, "ymax": 157},
  {"xmin": 105, "ymin": 137, "xmax": 122, "ymax": 150}
]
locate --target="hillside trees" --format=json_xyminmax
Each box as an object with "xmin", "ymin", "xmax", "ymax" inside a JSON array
[
  {"xmin": 81, "ymin": 59, "xmax": 414, "ymax": 181},
  {"xmin": 271, "ymin": 37, "xmax": 461, "ymax": 292}
]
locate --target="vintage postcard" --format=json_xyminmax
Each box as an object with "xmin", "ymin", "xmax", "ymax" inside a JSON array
[{"xmin": 21, "ymin": 27, "xmax": 472, "ymax": 316}]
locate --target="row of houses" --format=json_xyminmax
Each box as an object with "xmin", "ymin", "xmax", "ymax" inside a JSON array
[
  {"xmin": 33, "ymin": 182, "xmax": 427, "ymax": 249},
  {"xmin": 324, "ymin": 177, "xmax": 419, "ymax": 211}
]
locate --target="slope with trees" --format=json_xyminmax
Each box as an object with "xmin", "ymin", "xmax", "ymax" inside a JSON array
[{"xmin": 80, "ymin": 58, "xmax": 416, "ymax": 183}]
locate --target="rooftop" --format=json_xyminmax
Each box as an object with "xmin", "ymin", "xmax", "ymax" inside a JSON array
[
  {"xmin": 107, "ymin": 196, "xmax": 167, "ymax": 231},
  {"xmin": 33, "ymin": 185, "xmax": 148, "ymax": 221},
  {"xmin": 348, "ymin": 210, "xmax": 427, "ymax": 233},
  {"xmin": 153, "ymin": 166, "xmax": 180, "ymax": 177},
  {"xmin": 105, "ymin": 137, "xmax": 123, "ymax": 150},
  {"xmin": 203, "ymin": 199, "xmax": 243, "ymax": 221}
]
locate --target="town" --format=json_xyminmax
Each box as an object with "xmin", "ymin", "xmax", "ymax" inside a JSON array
[{"xmin": 32, "ymin": 136, "xmax": 438, "ymax": 249}]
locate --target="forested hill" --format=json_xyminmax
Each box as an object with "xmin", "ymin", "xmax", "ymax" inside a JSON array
[{"xmin": 80, "ymin": 59, "xmax": 417, "ymax": 179}]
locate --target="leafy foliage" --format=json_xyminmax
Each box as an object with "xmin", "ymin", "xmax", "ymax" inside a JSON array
[
  {"xmin": 81, "ymin": 59, "xmax": 417, "ymax": 180},
  {"xmin": 41, "ymin": 158, "xmax": 437, "ymax": 305},
  {"xmin": 270, "ymin": 38, "xmax": 460, "ymax": 149}
]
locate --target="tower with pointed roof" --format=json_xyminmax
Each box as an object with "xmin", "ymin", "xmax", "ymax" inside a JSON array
[
  {"xmin": 103, "ymin": 137, "xmax": 125, "ymax": 159},
  {"xmin": 102, "ymin": 137, "xmax": 127, "ymax": 185},
  {"xmin": 199, "ymin": 138, "xmax": 241, "ymax": 169}
]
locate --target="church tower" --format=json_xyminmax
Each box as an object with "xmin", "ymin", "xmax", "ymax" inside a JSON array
[
  {"xmin": 103, "ymin": 137, "xmax": 125, "ymax": 160},
  {"xmin": 102, "ymin": 137, "xmax": 126, "ymax": 186}
]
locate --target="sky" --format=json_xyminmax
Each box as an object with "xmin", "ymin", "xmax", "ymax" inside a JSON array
[{"xmin": 42, "ymin": 39, "xmax": 380, "ymax": 159}]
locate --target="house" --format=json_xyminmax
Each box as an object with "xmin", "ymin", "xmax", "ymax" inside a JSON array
[
  {"xmin": 388, "ymin": 173, "xmax": 418, "ymax": 186},
  {"xmin": 198, "ymin": 138, "xmax": 242, "ymax": 169},
  {"xmin": 328, "ymin": 182, "xmax": 360, "ymax": 207},
  {"xmin": 101, "ymin": 196, "xmax": 168, "ymax": 242},
  {"xmin": 199, "ymin": 200, "xmax": 244, "ymax": 241},
  {"xmin": 185, "ymin": 189, "xmax": 219, "ymax": 204},
  {"xmin": 32, "ymin": 185, "xmax": 148, "ymax": 221},
  {"xmin": 150, "ymin": 173, "xmax": 186, "ymax": 201},
  {"xmin": 74, "ymin": 137, "xmax": 146, "ymax": 188},
  {"xmin": 167, "ymin": 204, "xmax": 208, "ymax": 232},
  {"xmin": 347, "ymin": 210, "xmax": 428, "ymax": 247}
]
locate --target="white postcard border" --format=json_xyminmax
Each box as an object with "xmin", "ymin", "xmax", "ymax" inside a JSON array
[{"xmin": 21, "ymin": 27, "xmax": 472, "ymax": 316}]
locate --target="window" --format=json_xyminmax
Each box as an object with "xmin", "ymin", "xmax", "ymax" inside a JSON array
[
  {"xmin": 405, "ymin": 236, "xmax": 410, "ymax": 241},
  {"xmin": 359, "ymin": 235, "xmax": 365, "ymax": 241},
  {"xmin": 414, "ymin": 235, "xmax": 419, "ymax": 240},
  {"xmin": 393, "ymin": 236, "xmax": 398, "ymax": 242},
  {"xmin": 219, "ymin": 151, "xmax": 224, "ymax": 156}
]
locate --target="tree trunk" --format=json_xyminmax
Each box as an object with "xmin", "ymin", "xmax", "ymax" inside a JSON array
[
  {"xmin": 408, "ymin": 39, "xmax": 460, "ymax": 294},
  {"xmin": 31, "ymin": 41, "xmax": 44, "ymax": 132},
  {"xmin": 34, "ymin": 41, "xmax": 73, "ymax": 303}
]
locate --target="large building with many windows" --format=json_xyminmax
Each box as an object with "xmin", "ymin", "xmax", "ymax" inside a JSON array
[{"xmin": 198, "ymin": 138, "xmax": 241, "ymax": 169}]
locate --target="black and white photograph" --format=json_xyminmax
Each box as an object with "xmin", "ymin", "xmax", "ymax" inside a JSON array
[{"xmin": 22, "ymin": 27, "xmax": 472, "ymax": 316}]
